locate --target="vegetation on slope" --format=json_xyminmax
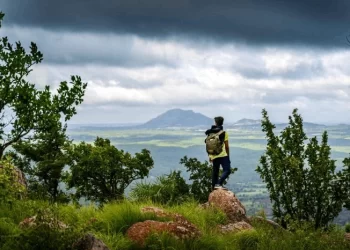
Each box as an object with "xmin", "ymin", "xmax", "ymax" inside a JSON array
[{"xmin": 0, "ymin": 200, "xmax": 349, "ymax": 250}]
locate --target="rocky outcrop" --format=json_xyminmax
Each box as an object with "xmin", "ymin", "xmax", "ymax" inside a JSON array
[
  {"xmin": 72, "ymin": 233, "xmax": 109, "ymax": 250},
  {"xmin": 126, "ymin": 207, "xmax": 201, "ymax": 247},
  {"xmin": 208, "ymin": 189, "xmax": 285, "ymax": 234},
  {"xmin": 208, "ymin": 189, "xmax": 248, "ymax": 223}
]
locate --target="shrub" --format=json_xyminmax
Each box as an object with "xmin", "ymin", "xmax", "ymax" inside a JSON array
[
  {"xmin": 345, "ymin": 223, "xmax": 350, "ymax": 233},
  {"xmin": 0, "ymin": 158, "xmax": 26, "ymax": 204},
  {"xmin": 130, "ymin": 170, "xmax": 190, "ymax": 205}
]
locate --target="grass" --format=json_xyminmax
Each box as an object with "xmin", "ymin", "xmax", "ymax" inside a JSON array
[{"xmin": 0, "ymin": 199, "xmax": 349, "ymax": 250}]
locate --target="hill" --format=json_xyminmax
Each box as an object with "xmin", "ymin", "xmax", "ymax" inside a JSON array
[
  {"xmin": 233, "ymin": 118, "xmax": 261, "ymax": 126},
  {"xmin": 140, "ymin": 109, "xmax": 213, "ymax": 128}
]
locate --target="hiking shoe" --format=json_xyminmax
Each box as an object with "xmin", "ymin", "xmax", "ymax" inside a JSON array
[{"xmin": 214, "ymin": 185, "xmax": 228, "ymax": 190}]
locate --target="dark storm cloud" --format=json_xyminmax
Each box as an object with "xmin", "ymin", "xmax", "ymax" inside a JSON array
[
  {"xmin": 1, "ymin": 27, "xmax": 176, "ymax": 67},
  {"xmin": 2, "ymin": 0, "xmax": 350, "ymax": 47}
]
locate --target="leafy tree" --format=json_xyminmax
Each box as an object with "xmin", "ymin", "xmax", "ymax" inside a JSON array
[
  {"xmin": 64, "ymin": 137, "xmax": 154, "ymax": 203},
  {"xmin": 180, "ymin": 156, "xmax": 237, "ymax": 203},
  {"xmin": 130, "ymin": 170, "xmax": 190, "ymax": 205},
  {"xmin": 7, "ymin": 123, "xmax": 71, "ymax": 202},
  {"xmin": 256, "ymin": 108, "xmax": 347, "ymax": 229},
  {"xmin": 0, "ymin": 12, "xmax": 87, "ymax": 159}
]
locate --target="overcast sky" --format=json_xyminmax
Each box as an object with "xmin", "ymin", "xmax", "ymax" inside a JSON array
[{"xmin": 1, "ymin": 0, "xmax": 350, "ymax": 124}]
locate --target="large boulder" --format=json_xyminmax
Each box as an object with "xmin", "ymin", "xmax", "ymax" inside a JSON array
[
  {"xmin": 126, "ymin": 207, "xmax": 201, "ymax": 247},
  {"xmin": 72, "ymin": 233, "xmax": 109, "ymax": 250},
  {"xmin": 208, "ymin": 189, "xmax": 248, "ymax": 223}
]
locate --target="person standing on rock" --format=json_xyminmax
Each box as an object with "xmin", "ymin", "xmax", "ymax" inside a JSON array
[{"xmin": 205, "ymin": 116, "xmax": 231, "ymax": 190}]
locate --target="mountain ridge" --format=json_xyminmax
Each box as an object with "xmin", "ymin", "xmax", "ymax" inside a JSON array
[
  {"xmin": 68, "ymin": 109, "xmax": 350, "ymax": 130},
  {"xmin": 139, "ymin": 108, "xmax": 213, "ymax": 128}
]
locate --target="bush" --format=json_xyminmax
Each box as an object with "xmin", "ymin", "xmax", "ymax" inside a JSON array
[
  {"xmin": 0, "ymin": 158, "xmax": 26, "ymax": 204},
  {"xmin": 6, "ymin": 227, "xmax": 80, "ymax": 250},
  {"xmin": 257, "ymin": 109, "xmax": 348, "ymax": 229},
  {"xmin": 345, "ymin": 223, "xmax": 350, "ymax": 233}
]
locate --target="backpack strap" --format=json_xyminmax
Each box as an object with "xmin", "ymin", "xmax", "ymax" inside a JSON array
[
  {"xmin": 216, "ymin": 130, "xmax": 225, "ymax": 136},
  {"xmin": 216, "ymin": 130, "xmax": 225, "ymax": 143}
]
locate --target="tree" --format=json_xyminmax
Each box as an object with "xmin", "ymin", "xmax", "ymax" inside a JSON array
[
  {"xmin": 342, "ymin": 155, "xmax": 350, "ymax": 210},
  {"xmin": 64, "ymin": 137, "xmax": 154, "ymax": 203},
  {"xmin": 0, "ymin": 12, "xmax": 87, "ymax": 159},
  {"xmin": 256, "ymin": 108, "xmax": 347, "ymax": 229},
  {"xmin": 180, "ymin": 156, "xmax": 237, "ymax": 203},
  {"xmin": 7, "ymin": 123, "xmax": 71, "ymax": 202},
  {"xmin": 130, "ymin": 170, "xmax": 190, "ymax": 205}
]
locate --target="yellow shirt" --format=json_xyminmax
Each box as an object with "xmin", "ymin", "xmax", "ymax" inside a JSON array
[{"xmin": 209, "ymin": 131, "xmax": 229, "ymax": 160}]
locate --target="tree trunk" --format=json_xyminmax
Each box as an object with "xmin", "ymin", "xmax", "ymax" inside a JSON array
[{"xmin": 0, "ymin": 147, "xmax": 4, "ymax": 160}]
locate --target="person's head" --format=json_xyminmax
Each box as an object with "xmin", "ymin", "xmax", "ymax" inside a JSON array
[{"xmin": 214, "ymin": 116, "xmax": 224, "ymax": 126}]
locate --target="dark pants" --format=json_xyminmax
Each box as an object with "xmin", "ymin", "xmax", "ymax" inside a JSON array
[{"xmin": 212, "ymin": 156, "xmax": 231, "ymax": 189}]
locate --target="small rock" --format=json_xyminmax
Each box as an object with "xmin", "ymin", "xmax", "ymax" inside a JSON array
[
  {"xmin": 72, "ymin": 233, "xmax": 109, "ymax": 250},
  {"xmin": 248, "ymin": 216, "xmax": 283, "ymax": 230},
  {"xmin": 19, "ymin": 216, "xmax": 37, "ymax": 228},
  {"xmin": 218, "ymin": 221, "xmax": 253, "ymax": 234},
  {"xmin": 19, "ymin": 215, "xmax": 68, "ymax": 230},
  {"xmin": 126, "ymin": 207, "xmax": 201, "ymax": 246},
  {"xmin": 345, "ymin": 233, "xmax": 350, "ymax": 241},
  {"xmin": 126, "ymin": 220, "xmax": 201, "ymax": 247}
]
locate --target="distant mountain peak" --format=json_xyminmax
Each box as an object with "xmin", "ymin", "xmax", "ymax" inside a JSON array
[
  {"xmin": 141, "ymin": 109, "xmax": 213, "ymax": 128},
  {"xmin": 233, "ymin": 118, "xmax": 261, "ymax": 126}
]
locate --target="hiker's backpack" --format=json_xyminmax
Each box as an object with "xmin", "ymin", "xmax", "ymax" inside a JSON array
[{"xmin": 205, "ymin": 130, "xmax": 225, "ymax": 155}]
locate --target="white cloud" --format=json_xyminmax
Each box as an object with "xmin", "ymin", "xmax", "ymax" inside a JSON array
[{"xmin": 2, "ymin": 26, "xmax": 350, "ymax": 124}]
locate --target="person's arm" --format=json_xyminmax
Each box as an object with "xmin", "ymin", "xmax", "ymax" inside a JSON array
[
  {"xmin": 224, "ymin": 132, "xmax": 229, "ymax": 158},
  {"xmin": 225, "ymin": 141, "xmax": 229, "ymax": 158}
]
